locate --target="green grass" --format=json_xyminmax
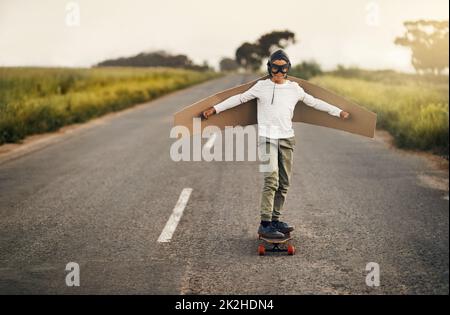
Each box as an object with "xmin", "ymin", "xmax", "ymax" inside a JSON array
[
  {"xmin": 2, "ymin": 66, "xmax": 448, "ymax": 157},
  {"xmin": 310, "ymin": 72, "xmax": 449, "ymax": 157},
  {"xmin": 0, "ymin": 67, "xmax": 222, "ymax": 144}
]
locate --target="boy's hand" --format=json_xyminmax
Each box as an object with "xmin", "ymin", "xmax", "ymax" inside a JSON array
[
  {"xmin": 340, "ymin": 111, "xmax": 350, "ymax": 120},
  {"xmin": 202, "ymin": 107, "xmax": 216, "ymax": 120}
]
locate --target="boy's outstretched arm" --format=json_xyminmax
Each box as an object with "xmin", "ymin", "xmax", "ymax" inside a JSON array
[
  {"xmin": 202, "ymin": 81, "xmax": 262, "ymax": 120},
  {"xmin": 298, "ymin": 85, "xmax": 350, "ymax": 120}
]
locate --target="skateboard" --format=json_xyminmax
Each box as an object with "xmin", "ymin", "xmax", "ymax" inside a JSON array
[{"xmin": 258, "ymin": 234, "xmax": 295, "ymax": 256}]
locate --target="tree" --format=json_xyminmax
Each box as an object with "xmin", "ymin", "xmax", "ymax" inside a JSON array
[
  {"xmin": 289, "ymin": 60, "xmax": 323, "ymax": 80},
  {"xmin": 235, "ymin": 42, "xmax": 262, "ymax": 71},
  {"xmin": 235, "ymin": 30, "xmax": 297, "ymax": 71},
  {"xmin": 256, "ymin": 30, "xmax": 297, "ymax": 57},
  {"xmin": 395, "ymin": 20, "xmax": 449, "ymax": 75},
  {"xmin": 219, "ymin": 58, "xmax": 239, "ymax": 71}
]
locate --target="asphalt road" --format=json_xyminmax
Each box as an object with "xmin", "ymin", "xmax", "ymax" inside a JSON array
[{"xmin": 0, "ymin": 73, "xmax": 448, "ymax": 294}]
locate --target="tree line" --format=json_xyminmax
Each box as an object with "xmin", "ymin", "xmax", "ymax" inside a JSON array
[
  {"xmin": 94, "ymin": 20, "xmax": 448, "ymax": 76},
  {"xmin": 95, "ymin": 50, "xmax": 212, "ymax": 71}
]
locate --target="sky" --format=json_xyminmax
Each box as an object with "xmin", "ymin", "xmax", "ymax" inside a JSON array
[{"xmin": 0, "ymin": 0, "xmax": 448, "ymax": 72}]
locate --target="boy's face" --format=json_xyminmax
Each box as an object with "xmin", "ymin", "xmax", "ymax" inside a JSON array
[{"xmin": 271, "ymin": 59, "xmax": 288, "ymax": 81}]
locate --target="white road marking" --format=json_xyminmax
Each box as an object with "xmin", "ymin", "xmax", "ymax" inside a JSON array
[
  {"xmin": 443, "ymin": 195, "xmax": 449, "ymax": 201},
  {"xmin": 204, "ymin": 133, "xmax": 217, "ymax": 150},
  {"xmin": 157, "ymin": 188, "xmax": 193, "ymax": 243}
]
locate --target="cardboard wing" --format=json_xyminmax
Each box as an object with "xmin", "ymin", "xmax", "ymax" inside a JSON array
[{"xmin": 173, "ymin": 74, "xmax": 377, "ymax": 139}]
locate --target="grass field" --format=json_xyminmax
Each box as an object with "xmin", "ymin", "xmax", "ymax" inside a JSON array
[
  {"xmin": 1, "ymin": 66, "xmax": 448, "ymax": 158},
  {"xmin": 0, "ymin": 67, "xmax": 222, "ymax": 144},
  {"xmin": 311, "ymin": 69, "xmax": 449, "ymax": 158}
]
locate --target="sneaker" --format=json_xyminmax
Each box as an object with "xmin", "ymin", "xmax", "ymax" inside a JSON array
[
  {"xmin": 258, "ymin": 223, "xmax": 285, "ymax": 239},
  {"xmin": 271, "ymin": 220, "xmax": 294, "ymax": 234}
]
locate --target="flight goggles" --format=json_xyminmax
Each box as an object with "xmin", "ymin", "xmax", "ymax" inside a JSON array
[{"xmin": 270, "ymin": 63, "xmax": 290, "ymax": 74}]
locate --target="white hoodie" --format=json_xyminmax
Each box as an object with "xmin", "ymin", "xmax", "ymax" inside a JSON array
[{"xmin": 213, "ymin": 78, "xmax": 342, "ymax": 139}]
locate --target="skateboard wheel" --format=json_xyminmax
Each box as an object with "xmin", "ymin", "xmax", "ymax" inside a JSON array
[
  {"xmin": 287, "ymin": 244, "xmax": 295, "ymax": 255},
  {"xmin": 258, "ymin": 245, "xmax": 266, "ymax": 256}
]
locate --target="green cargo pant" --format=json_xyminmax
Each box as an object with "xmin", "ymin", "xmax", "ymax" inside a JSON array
[{"xmin": 258, "ymin": 135, "xmax": 296, "ymax": 222}]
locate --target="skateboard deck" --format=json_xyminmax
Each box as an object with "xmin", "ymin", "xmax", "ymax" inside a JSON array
[{"xmin": 258, "ymin": 234, "xmax": 295, "ymax": 255}]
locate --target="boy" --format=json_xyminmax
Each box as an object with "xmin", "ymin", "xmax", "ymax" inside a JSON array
[{"xmin": 202, "ymin": 50, "xmax": 350, "ymax": 238}]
